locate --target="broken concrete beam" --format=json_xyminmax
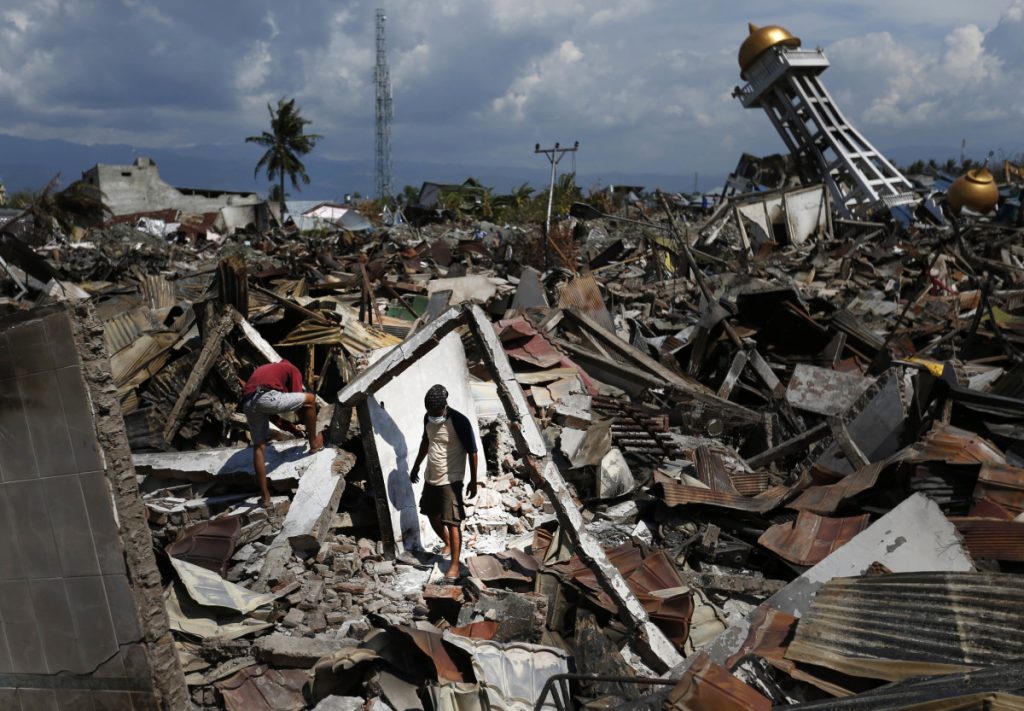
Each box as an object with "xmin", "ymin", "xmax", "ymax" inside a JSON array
[
  {"xmin": 536, "ymin": 459, "xmax": 684, "ymax": 673},
  {"xmin": 134, "ymin": 442, "xmax": 324, "ymax": 483},
  {"xmin": 678, "ymin": 570, "xmax": 786, "ymax": 596},
  {"xmin": 690, "ymin": 494, "xmax": 973, "ymax": 672},
  {"xmin": 467, "ymin": 304, "xmax": 547, "ymax": 458},
  {"xmin": 253, "ymin": 633, "xmax": 352, "ymax": 668},
  {"xmin": 255, "ymin": 450, "xmax": 354, "ymax": 590},
  {"xmin": 162, "ymin": 307, "xmax": 236, "ymax": 446},
  {"xmin": 336, "ymin": 304, "xmax": 467, "ymax": 407}
]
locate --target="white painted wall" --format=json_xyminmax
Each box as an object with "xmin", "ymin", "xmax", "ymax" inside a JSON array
[{"xmin": 366, "ymin": 331, "xmax": 484, "ymax": 552}]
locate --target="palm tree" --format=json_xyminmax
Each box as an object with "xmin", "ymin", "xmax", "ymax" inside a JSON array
[{"xmin": 246, "ymin": 98, "xmax": 322, "ymax": 215}]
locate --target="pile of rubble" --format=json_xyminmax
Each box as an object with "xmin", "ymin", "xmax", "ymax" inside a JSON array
[{"xmin": 3, "ymin": 149, "xmax": 1024, "ymax": 711}]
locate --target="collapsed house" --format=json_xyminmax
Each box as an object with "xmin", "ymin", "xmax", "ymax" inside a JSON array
[{"xmin": 1, "ymin": 18, "xmax": 1024, "ymax": 711}]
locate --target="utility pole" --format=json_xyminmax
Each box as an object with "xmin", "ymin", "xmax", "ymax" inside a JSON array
[
  {"xmin": 374, "ymin": 9, "xmax": 393, "ymax": 202},
  {"xmin": 534, "ymin": 141, "xmax": 579, "ymax": 268}
]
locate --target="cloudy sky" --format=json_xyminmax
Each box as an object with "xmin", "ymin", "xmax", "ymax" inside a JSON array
[{"xmin": 1, "ymin": 0, "xmax": 1023, "ymax": 182}]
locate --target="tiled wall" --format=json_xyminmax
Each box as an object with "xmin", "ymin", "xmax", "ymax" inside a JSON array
[{"xmin": 0, "ymin": 307, "xmax": 159, "ymax": 710}]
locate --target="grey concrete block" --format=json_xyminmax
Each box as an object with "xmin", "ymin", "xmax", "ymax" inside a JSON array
[
  {"xmin": 18, "ymin": 370, "xmax": 76, "ymax": 478},
  {"xmin": 64, "ymin": 576, "xmax": 119, "ymax": 673},
  {"xmin": 29, "ymin": 578, "xmax": 80, "ymax": 674},
  {"xmin": 5, "ymin": 481, "xmax": 61, "ymax": 578},
  {"xmin": 10, "ymin": 319, "xmax": 53, "ymax": 377},
  {"xmin": 0, "ymin": 580, "xmax": 46, "ymax": 673},
  {"xmin": 41, "ymin": 312, "xmax": 78, "ymax": 370},
  {"xmin": 55, "ymin": 367, "xmax": 103, "ymax": 473},
  {"xmin": 0, "ymin": 386, "xmax": 39, "ymax": 482},
  {"xmin": 80, "ymin": 473, "xmax": 125, "ymax": 576},
  {"xmin": 102, "ymin": 575, "xmax": 142, "ymax": 645}
]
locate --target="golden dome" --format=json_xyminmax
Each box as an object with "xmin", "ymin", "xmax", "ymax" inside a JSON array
[
  {"xmin": 739, "ymin": 23, "xmax": 801, "ymax": 77},
  {"xmin": 948, "ymin": 167, "xmax": 999, "ymax": 214}
]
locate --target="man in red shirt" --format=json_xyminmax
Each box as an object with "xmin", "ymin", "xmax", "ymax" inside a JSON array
[{"xmin": 241, "ymin": 360, "xmax": 324, "ymax": 507}]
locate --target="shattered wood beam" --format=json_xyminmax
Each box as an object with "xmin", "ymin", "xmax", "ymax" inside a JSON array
[
  {"xmin": 466, "ymin": 303, "xmax": 682, "ymax": 671},
  {"xmin": 161, "ymin": 308, "xmax": 236, "ymax": 447},
  {"xmin": 336, "ymin": 305, "xmax": 467, "ymax": 407},
  {"xmin": 717, "ymin": 349, "xmax": 749, "ymax": 399},
  {"xmin": 746, "ymin": 421, "xmax": 830, "ymax": 469},
  {"xmin": 251, "ymin": 282, "xmax": 332, "ymax": 324},
  {"xmin": 233, "ymin": 310, "xmax": 283, "ymax": 363},
  {"xmin": 562, "ymin": 309, "xmax": 760, "ymax": 424}
]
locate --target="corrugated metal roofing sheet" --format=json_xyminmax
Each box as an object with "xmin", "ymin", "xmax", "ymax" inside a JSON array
[
  {"xmin": 785, "ymin": 572, "xmax": 1024, "ymax": 682},
  {"xmin": 776, "ymin": 663, "xmax": 1024, "ymax": 710},
  {"xmin": 758, "ymin": 510, "xmax": 871, "ymax": 566},
  {"xmin": 656, "ymin": 480, "xmax": 793, "ymax": 512},
  {"xmin": 950, "ymin": 517, "xmax": 1024, "ymax": 562},
  {"xmin": 666, "ymin": 651, "xmax": 771, "ymax": 710}
]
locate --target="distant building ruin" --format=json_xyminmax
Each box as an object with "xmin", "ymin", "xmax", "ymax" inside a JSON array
[{"xmin": 80, "ymin": 156, "xmax": 261, "ymax": 218}]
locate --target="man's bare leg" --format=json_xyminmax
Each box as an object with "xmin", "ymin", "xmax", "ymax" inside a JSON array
[
  {"xmin": 445, "ymin": 523, "xmax": 461, "ymax": 578},
  {"xmin": 252, "ymin": 442, "xmax": 272, "ymax": 507},
  {"xmin": 302, "ymin": 393, "xmax": 323, "ymax": 452},
  {"xmin": 428, "ymin": 516, "xmax": 450, "ymax": 555}
]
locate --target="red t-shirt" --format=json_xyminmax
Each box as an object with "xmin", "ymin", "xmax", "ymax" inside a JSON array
[{"xmin": 244, "ymin": 360, "xmax": 303, "ymax": 396}]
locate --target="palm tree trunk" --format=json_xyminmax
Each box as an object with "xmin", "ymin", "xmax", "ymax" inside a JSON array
[{"xmin": 279, "ymin": 171, "xmax": 286, "ymax": 217}]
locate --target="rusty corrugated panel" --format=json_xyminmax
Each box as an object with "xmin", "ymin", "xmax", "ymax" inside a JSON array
[
  {"xmin": 729, "ymin": 605, "xmax": 857, "ymax": 697},
  {"xmin": 731, "ymin": 471, "xmax": 771, "ymax": 496},
  {"xmin": 775, "ymin": 663, "xmax": 1024, "ymax": 709},
  {"xmin": 558, "ymin": 271, "xmax": 615, "ymax": 334},
  {"xmin": 950, "ymin": 518, "xmax": 1024, "ymax": 562},
  {"xmin": 758, "ymin": 510, "xmax": 871, "ymax": 566},
  {"xmin": 656, "ymin": 480, "xmax": 793, "ymax": 513},
  {"xmin": 695, "ymin": 445, "xmax": 740, "ymax": 494},
  {"xmin": 216, "ymin": 665, "xmax": 306, "ymax": 711},
  {"xmin": 911, "ymin": 424, "xmax": 1007, "ymax": 465},
  {"xmin": 785, "ymin": 572, "xmax": 1024, "ymax": 682},
  {"xmin": 140, "ymin": 274, "xmax": 177, "ymax": 311},
  {"xmin": 449, "ymin": 620, "xmax": 499, "ymax": 640},
  {"xmin": 666, "ymin": 651, "xmax": 772, "ymax": 710},
  {"xmin": 166, "ymin": 516, "xmax": 241, "ymax": 576},
  {"xmin": 392, "ymin": 625, "xmax": 466, "ymax": 682},
  {"xmin": 976, "ymin": 463, "xmax": 1024, "ymax": 516}
]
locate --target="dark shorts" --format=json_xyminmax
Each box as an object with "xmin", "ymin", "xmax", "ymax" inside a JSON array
[{"xmin": 420, "ymin": 482, "xmax": 465, "ymax": 525}]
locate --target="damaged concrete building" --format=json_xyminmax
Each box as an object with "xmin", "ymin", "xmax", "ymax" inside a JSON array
[{"xmin": 0, "ymin": 18, "xmax": 1023, "ymax": 711}]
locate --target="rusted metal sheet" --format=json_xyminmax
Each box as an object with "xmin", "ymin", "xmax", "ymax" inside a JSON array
[
  {"xmin": 450, "ymin": 620, "xmax": 500, "ymax": 640},
  {"xmin": 792, "ymin": 423, "xmax": 1008, "ymax": 515},
  {"xmin": 392, "ymin": 625, "xmax": 466, "ymax": 682},
  {"xmin": 759, "ymin": 510, "xmax": 871, "ymax": 566},
  {"xmin": 950, "ymin": 517, "xmax": 1024, "ymax": 562},
  {"xmin": 166, "ymin": 515, "xmax": 241, "ymax": 577},
  {"xmin": 976, "ymin": 463, "xmax": 1024, "ymax": 516},
  {"xmin": 656, "ymin": 480, "xmax": 794, "ymax": 513},
  {"xmin": 731, "ymin": 471, "xmax": 771, "ymax": 496},
  {"xmin": 558, "ymin": 271, "xmax": 615, "ymax": 334},
  {"xmin": 786, "ymin": 572, "xmax": 1024, "ymax": 682},
  {"xmin": 140, "ymin": 274, "xmax": 178, "ymax": 311},
  {"xmin": 911, "ymin": 424, "xmax": 1007, "ymax": 465},
  {"xmin": 666, "ymin": 651, "xmax": 771, "ymax": 710},
  {"xmin": 727, "ymin": 605, "xmax": 858, "ymax": 697},
  {"xmin": 216, "ymin": 665, "xmax": 307, "ymax": 711},
  {"xmin": 695, "ymin": 445, "xmax": 740, "ymax": 494}
]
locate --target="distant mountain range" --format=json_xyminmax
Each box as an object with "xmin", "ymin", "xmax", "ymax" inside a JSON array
[{"xmin": 0, "ymin": 133, "xmax": 719, "ymax": 200}]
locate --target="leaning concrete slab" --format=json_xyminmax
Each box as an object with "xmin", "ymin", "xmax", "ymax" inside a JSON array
[
  {"xmin": 364, "ymin": 330, "xmax": 484, "ymax": 552},
  {"xmin": 255, "ymin": 450, "xmax": 354, "ymax": 589},
  {"xmin": 334, "ymin": 302, "xmax": 683, "ymax": 673},
  {"xmin": 134, "ymin": 442, "xmax": 326, "ymax": 483},
  {"xmin": 691, "ymin": 493, "xmax": 974, "ymax": 671},
  {"xmin": 0, "ymin": 303, "xmax": 187, "ymax": 708}
]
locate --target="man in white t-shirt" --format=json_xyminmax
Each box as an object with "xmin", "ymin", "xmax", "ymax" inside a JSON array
[{"xmin": 409, "ymin": 384, "xmax": 479, "ymax": 579}]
